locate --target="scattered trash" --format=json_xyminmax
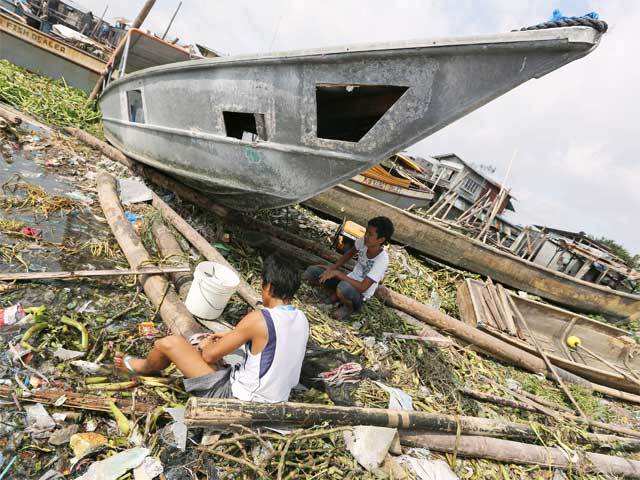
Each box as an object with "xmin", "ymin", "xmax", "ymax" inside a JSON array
[
  {"xmin": 133, "ymin": 456, "xmax": 164, "ymax": 480},
  {"xmin": 65, "ymin": 191, "xmax": 94, "ymax": 204},
  {"xmin": 48, "ymin": 424, "xmax": 79, "ymax": 446},
  {"xmin": 118, "ymin": 178, "xmax": 153, "ymax": 205},
  {"xmin": 53, "ymin": 347, "xmax": 85, "ymax": 361},
  {"xmin": 375, "ymin": 381, "xmax": 414, "ymax": 411},
  {"xmin": 125, "ymin": 211, "xmax": 141, "ymax": 223},
  {"xmin": 319, "ymin": 362, "xmax": 362, "ymax": 386},
  {"xmin": 163, "ymin": 407, "xmax": 187, "ymax": 451},
  {"xmin": 69, "ymin": 360, "xmax": 103, "ymax": 374},
  {"xmin": 69, "ymin": 432, "xmax": 108, "ymax": 458},
  {"xmin": 76, "ymin": 447, "xmax": 150, "ymax": 480},
  {"xmin": 20, "ymin": 226, "xmax": 42, "ymax": 238},
  {"xmin": 24, "ymin": 404, "xmax": 56, "ymax": 438},
  {"xmin": 397, "ymin": 454, "xmax": 460, "ymax": 480},
  {"xmin": 0, "ymin": 303, "xmax": 25, "ymax": 327},
  {"xmin": 344, "ymin": 426, "xmax": 398, "ymax": 472},
  {"xmin": 138, "ymin": 321, "xmax": 159, "ymax": 338},
  {"xmin": 37, "ymin": 469, "xmax": 64, "ymax": 480}
]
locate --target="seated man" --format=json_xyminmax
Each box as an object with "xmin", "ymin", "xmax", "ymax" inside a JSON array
[
  {"xmin": 303, "ymin": 216, "xmax": 394, "ymax": 320},
  {"xmin": 115, "ymin": 255, "xmax": 309, "ymax": 403}
]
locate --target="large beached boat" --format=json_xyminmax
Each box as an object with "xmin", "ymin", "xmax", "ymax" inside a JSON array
[{"xmin": 99, "ymin": 25, "xmax": 604, "ymax": 210}]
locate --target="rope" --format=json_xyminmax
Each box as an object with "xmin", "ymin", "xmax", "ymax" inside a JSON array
[{"xmin": 518, "ymin": 16, "xmax": 608, "ymax": 33}]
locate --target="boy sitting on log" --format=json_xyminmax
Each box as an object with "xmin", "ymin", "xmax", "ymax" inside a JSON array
[
  {"xmin": 115, "ymin": 255, "xmax": 309, "ymax": 402},
  {"xmin": 303, "ymin": 216, "xmax": 394, "ymax": 320}
]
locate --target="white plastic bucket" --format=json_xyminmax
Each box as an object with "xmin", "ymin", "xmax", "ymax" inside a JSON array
[{"xmin": 185, "ymin": 262, "xmax": 240, "ymax": 323}]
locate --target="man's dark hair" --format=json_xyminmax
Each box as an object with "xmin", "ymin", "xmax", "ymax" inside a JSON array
[
  {"xmin": 261, "ymin": 254, "xmax": 301, "ymax": 300},
  {"xmin": 368, "ymin": 216, "xmax": 394, "ymax": 244}
]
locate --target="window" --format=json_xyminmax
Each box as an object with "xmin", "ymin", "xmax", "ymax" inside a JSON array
[
  {"xmin": 316, "ymin": 84, "xmax": 408, "ymax": 142},
  {"xmin": 126, "ymin": 90, "xmax": 145, "ymax": 123},
  {"xmin": 223, "ymin": 111, "xmax": 267, "ymax": 141},
  {"xmin": 462, "ymin": 178, "xmax": 481, "ymax": 194}
]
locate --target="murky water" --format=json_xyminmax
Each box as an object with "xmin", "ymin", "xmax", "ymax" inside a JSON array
[{"xmin": 0, "ymin": 127, "xmax": 115, "ymax": 273}]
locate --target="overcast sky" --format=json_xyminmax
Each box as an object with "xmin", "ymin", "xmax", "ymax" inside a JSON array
[{"xmin": 78, "ymin": 0, "xmax": 639, "ymax": 253}]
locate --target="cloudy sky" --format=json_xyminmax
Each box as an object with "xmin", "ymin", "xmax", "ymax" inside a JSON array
[{"xmin": 78, "ymin": 0, "xmax": 639, "ymax": 253}]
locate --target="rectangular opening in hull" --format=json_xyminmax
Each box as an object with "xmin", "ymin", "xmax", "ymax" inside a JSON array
[
  {"xmin": 223, "ymin": 111, "xmax": 267, "ymax": 141},
  {"xmin": 126, "ymin": 90, "xmax": 145, "ymax": 123},
  {"xmin": 316, "ymin": 84, "xmax": 408, "ymax": 142}
]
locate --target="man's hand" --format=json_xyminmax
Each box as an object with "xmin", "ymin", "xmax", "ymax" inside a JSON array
[{"xmin": 319, "ymin": 268, "xmax": 342, "ymax": 283}]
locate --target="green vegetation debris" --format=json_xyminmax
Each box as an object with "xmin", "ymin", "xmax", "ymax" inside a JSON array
[{"xmin": 0, "ymin": 60, "xmax": 102, "ymax": 137}]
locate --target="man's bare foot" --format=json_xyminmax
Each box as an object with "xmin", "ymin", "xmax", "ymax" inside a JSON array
[{"xmin": 114, "ymin": 353, "xmax": 152, "ymax": 375}]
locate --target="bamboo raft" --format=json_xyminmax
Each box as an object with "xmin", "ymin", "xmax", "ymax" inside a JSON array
[{"xmin": 457, "ymin": 278, "xmax": 640, "ymax": 394}]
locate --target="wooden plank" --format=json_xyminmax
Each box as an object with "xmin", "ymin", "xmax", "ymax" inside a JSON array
[
  {"xmin": 497, "ymin": 284, "xmax": 518, "ymax": 336},
  {"xmin": 0, "ymin": 266, "xmax": 190, "ymax": 282},
  {"xmin": 0, "ymin": 385, "xmax": 157, "ymax": 415}
]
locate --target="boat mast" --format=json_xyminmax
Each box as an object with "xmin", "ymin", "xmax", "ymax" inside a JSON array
[{"xmin": 161, "ymin": 1, "xmax": 182, "ymax": 40}]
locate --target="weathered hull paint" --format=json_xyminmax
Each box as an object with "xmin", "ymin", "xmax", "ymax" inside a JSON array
[
  {"xmin": 457, "ymin": 279, "xmax": 640, "ymax": 393},
  {"xmin": 100, "ymin": 27, "xmax": 602, "ymax": 210},
  {"xmin": 306, "ymin": 185, "xmax": 640, "ymax": 321},
  {"xmin": 0, "ymin": 12, "xmax": 104, "ymax": 92}
]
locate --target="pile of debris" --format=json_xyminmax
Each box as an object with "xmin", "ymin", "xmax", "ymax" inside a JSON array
[{"xmin": 1, "ymin": 76, "xmax": 640, "ymax": 479}]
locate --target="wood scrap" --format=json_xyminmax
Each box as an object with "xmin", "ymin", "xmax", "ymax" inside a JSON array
[
  {"xmin": 0, "ymin": 385, "xmax": 157, "ymax": 416},
  {"xmin": 400, "ymin": 432, "xmax": 640, "ymax": 478},
  {"xmin": 96, "ymin": 170, "xmax": 200, "ymax": 337},
  {"xmin": 0, "ymin": 266, "xmax": 190, "ymax": 282}
]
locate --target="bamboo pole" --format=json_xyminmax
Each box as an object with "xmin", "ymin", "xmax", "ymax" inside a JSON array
[
  {"xmin": 0, "ymin": 266, "xmax": 190, "ymax": 282},
  {"xmin": 508, "ymin": 295, "xmax": 586, "ymax": 417},
  {"xmin": 576, "ymin": 344, "xmax": 640, "ymax": 389},
  {"xmin": 184, "ymin": 398, "xmax": 547, "ymax": 441},
  {"xmin": 150, "ymin": 192, "xmax": 261, "ymax": 308},
  {"xmin": 88, "ymin": 0, "xmax": 158, "ymax": 101},
  {"xmin": 184, "ymin": 397, "xmax": 640, "ymax": 451},
  {"xmin": 96, "ymin": 170, "xmax": 200, "ymax": 337},
  {"xmin": 400, "ymin": 433, "xmax": 640, "ymax": 478},
  {"xmin": 151, "ymin": 220, "xmax": 192, "ymax": 299},
  {"xmin": 464, "ymin": 384, "xmax": 640, "ymax": 441}
]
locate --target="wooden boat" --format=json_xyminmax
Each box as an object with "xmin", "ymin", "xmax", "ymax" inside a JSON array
[
  {"xmin": 99, "ymin": 25, "xmax": 603, "ymax": 211},
  {"xmin": 345, "ymin": 153, "xmax": 434, "ymax": 210},
  {"xmin": 456, "ymin": 278, "xmax": 640, "ymax": 393},
  {"xmin": 0, "ymin": 10, "xmax": 105, "ymax": 91},
  {"xmin": 305, "ymin": 185, "xmax": 640, "ymax": 321}
]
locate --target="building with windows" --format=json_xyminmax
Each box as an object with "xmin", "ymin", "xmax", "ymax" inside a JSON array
[
  {"xmin": 510, "ymin": 226, "xmax": 638, "ymax": 293},
  {"xmin": 413, "ymin": 152, "xmax": 521, "ymax": 244}
]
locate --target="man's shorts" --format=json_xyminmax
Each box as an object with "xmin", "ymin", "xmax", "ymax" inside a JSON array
[
  {"xmin": 303, "ymin": 265, "xmax": 364, "ymax": 311},
  {"xmin": 183, "ymin": 367, "xmax": 233, "ymax": 398}
]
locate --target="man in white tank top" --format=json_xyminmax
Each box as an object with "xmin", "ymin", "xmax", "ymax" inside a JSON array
[{"xmin": 115, "ymin": 255, "xmax": 309, "ymax": 403}]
